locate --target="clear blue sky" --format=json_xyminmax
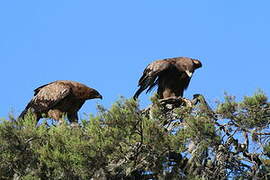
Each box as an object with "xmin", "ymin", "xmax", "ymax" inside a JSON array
[{"xmin": 1, "ymin": 0, "xmax": 269, "ymax": 119}]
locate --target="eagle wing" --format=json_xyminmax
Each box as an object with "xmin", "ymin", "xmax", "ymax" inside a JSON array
[
  {"xmin": 25, "ymin": 82, "xmax": 72, "ymax": 113},
  {"xmin": 133, "ymin": 60, "xmax": 171, "ymax": 99}
]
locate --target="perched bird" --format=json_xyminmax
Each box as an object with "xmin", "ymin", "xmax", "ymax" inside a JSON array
[
  {"xmin": 134, "ymin": 57, "xmax": 202, "ymax": 99},
  {"xmin": 19, "ymin": 80, "xmax": 102, "ymax": 124}
]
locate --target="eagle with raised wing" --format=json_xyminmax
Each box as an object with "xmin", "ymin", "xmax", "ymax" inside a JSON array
[
  {"xmin": 19, "ymin": 80, "xmax": 102, "ymax": 124},
  {"xmin": 134, "ymin": 57, "xmax": 202, "ymax": 99}
]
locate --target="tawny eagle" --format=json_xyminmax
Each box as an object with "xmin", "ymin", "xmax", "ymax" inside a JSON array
[
  {"xmin": 19, "ymin": 80, "xmax": 102, "ymax": 123},
  {"xmin": 133, "ymin": 57, "xmax": 202, "ymax": 99}
]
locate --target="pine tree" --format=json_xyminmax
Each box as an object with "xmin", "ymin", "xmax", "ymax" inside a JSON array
[{"xmin": 0, "ymin": 91, "xmax": 270, "ymax": 179}]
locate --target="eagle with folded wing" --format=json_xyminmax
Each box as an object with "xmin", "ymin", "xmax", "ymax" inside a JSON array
[
  {"xmin": 134, "ymin": 57, "xmax": 202, "ymax": 99},
  {"xmin": 19, "ymin": 80, "xmax": 102, "ymax": 124}
]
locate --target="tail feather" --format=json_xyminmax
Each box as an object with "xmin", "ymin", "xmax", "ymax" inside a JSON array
[
  {"xmin": 18, "ymin": 100, "xmax": 36, "ymax": 120},
  {"xmin": 18, "ymin": 106, "xmax": 39, "ymax": 121},
  {"xmin": 18, "ymin": 108, "xmax": 29, "ymax": 120},
  {"xmin": 134, "ymin": 74, "xmax": 158, "ymax": 99},
  {"xmin": 133, "ymin": 87, "xmax": 144, "ymax": 100}
]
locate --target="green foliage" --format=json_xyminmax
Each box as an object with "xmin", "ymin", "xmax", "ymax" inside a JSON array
[
  {"xmin": 0, "ymin": 92, "xmax": 270, "ymax": 179},
  {"xmin": 217, "ymin": 91, "xmax": 270, "ymax": 129}
]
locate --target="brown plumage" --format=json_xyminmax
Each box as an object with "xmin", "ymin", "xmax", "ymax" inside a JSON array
[
  {"xmin": 134, "ymin": 57, "xmax": 202, "ymax": 99},
  {"xmin": 19, "ymin": 80, "xmax": 102, "ymax": 123}
]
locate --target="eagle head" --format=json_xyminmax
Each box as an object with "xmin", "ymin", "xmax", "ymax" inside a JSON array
[
  {"xmin": 89, "ymin": 89, "xmax": 103, "ymax": 99},
  {"xmin": 185, "ymin": 58, "xmax": 202, "ymax": 78}
]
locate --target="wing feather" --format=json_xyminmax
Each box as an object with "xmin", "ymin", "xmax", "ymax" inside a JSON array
[
  {"xmin": 33, "ymin": 82, "xmax": 53, "ymax": 96},
  {"xmin": 27, "ymin": 82, "xmax": 72, "ymax": 113},
  {"xmin": 134, "ymin": 60, "xmax": 171, "ymax": 99}
]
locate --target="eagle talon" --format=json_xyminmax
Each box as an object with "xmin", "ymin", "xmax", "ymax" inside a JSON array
[{"xmin": 158, "ymin": 97, "xmax": 193, "ymax": 110}]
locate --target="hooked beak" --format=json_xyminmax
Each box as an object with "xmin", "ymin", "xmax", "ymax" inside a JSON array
[
  {"xmin": 185, "ymin": 70, "xmax": 193, "ymax": 78},
  {"xmin": 97, "ymin": 95, "xmax": 103, "ymax": 99}
]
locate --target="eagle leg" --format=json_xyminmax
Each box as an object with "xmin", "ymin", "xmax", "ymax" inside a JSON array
[{"xmin": 67, "ymin": 113, "xmax": 79, "ymax": 124}]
